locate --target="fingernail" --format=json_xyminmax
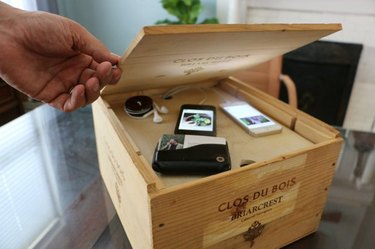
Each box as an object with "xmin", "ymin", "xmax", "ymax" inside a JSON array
[
  {"xmin": 110, "ymin": 52, "xmax": 121, "ymax": 58},
  {"xmin": 110, "ymin": 52, "xmax": 121, "ymax": 63}
]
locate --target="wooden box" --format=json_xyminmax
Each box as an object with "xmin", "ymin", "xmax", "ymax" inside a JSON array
[{"xmin": 92, "ymin": 24, "xmax": 343, "ymax": 249}]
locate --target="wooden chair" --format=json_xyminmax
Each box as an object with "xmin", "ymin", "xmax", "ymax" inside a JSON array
[{"xmin": 233, "ymin": 56, "xmax": 298, "ymax": 108}]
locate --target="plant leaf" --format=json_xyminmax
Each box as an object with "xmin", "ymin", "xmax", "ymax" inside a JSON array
[
  {"xmin": 158, "ymin": 0, "xmax": 217, "ymax": 25},
  {"xmin": 156, "ymin": 18, "xmax": 183, "ymax": 25},
  {"xmin": 182, "ymin": 0, "xmax": 193, "ymax": 6},
  {"xmin": 200, "ymin": 18, "xmax": 219, "ymax": 24}
]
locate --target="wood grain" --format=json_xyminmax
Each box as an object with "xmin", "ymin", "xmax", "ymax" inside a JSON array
[
  {"xmin": 94, "ymin": 23, "xmax": 344, "ymax": 249},
  {"xmin": 102, "ymin": 24, "xmax": 341, "ymax": 95}
]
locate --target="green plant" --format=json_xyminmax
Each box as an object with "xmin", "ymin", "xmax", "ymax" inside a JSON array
[{"xmin": 156, "ymin": 0, "xmax": 218, "ymax": 25}]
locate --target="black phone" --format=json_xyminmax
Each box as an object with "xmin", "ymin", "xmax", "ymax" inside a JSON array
[{"xmin": 174, "ymin": 104, "xmax": 216, "ymax": 136}]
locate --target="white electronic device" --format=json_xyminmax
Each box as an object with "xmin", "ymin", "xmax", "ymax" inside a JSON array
[{"xmin": 220, "ymin": 101, "xmax": 282, "ymax": 137}]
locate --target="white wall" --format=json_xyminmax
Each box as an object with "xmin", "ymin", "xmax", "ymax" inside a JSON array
[
  {"xmin": 56, "ymin": 0, "xmax": 217, "ymax": 55},
  {"xmin": 218, "ymin": 0, "xmax": 375, "ymax": 132}
]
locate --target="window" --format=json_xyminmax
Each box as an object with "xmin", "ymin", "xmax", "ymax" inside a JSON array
[{"xmin": 2, "ymin": 0, "xmax": 37, "ymax": 11}]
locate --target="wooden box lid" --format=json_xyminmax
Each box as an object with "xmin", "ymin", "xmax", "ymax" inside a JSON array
[{"xmin": 102, "ymin": 24, "xmax": 341, "ymax": 95}]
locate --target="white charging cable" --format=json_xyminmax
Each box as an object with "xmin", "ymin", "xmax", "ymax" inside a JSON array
[{"xmin": 161, "ymin": 86, "xmax": 207, "ymax": 104}]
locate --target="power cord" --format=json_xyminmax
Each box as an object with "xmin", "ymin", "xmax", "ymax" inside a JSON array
[{"xmin": 161, "ymin": 85, "xmax": 207, "ymax": 104}]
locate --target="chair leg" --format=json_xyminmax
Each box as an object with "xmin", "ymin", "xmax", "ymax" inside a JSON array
[{"xmin": 279, "ymin": 74, "xmax": 298, "ymax": 108}]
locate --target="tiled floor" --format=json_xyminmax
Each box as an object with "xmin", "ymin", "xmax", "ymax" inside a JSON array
[{"xmin": 93, "ymin": 215, "xmax": 133, "ymax": 249}]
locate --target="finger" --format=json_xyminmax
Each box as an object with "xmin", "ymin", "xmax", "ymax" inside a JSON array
[
  {"xmin": 95, "ymin": 61, "xmax": 113, "ymax": 86},
  {"xmin": 93, "ymin": 61, "xmax": 122, "ymax": 86},
  {"xmin": 49, "ymin": 84, "xmax": 86, "ymax": 112},
  {"xmin": 89, "ymin": 59, "xmax": 99, "ymax": 71},
  {"xmin": 110, "ymin": 67, "xmax": 122, "ymax": 85},
  {"xmin": 48, "ymin": 94, "xmax": 69, "ymax": 112},
  {"xmin": 79, "ymin": 68, "xmax": 100, "ymax": 104},
  {"xmin": 65, "ymin": 84, "xmax": 86, "ymax": 112},
  {"xmin": 84, "ymin": 77, "xmax": 100, "ymax": 104},
  {"xmin": 79, "ymin": 67, "xmax": 96, "ymax": 85}
]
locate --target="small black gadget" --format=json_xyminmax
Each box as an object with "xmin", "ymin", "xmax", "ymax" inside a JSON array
[
  {"xmin": 152, "ymin": 134, "xmax": 231, "ymax": 174},
  {"xmin": 174, "ymin": 104, "xmax": 216, "ymax": 136},
  {"xmin": 124, "ymin": 95, "xmax": 153, "ymax": 118}
]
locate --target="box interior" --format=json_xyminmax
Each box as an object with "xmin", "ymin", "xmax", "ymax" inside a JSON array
[
  {"xmin": 103, "ymin": 82, "xmax": 315, "ymax": 188},
  {"xmin": 99, "ymin": 24, "xmax": 342, "ymax": 189}
]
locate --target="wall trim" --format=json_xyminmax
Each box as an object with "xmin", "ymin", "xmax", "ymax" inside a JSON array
[{"xmin": 246, "ymin": 0, "xmax": 375, "ymax": 16}]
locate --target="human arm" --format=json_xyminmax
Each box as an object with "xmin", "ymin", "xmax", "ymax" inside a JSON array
[{"xmin": 0, "ymin": 2, "xmax": 122, "ymax": 112}]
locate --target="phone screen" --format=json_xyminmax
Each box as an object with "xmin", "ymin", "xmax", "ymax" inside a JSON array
[
  {"xmin": 175, "ymin": 105, "xmax": 216, "ymax": 136},
  {"xmin": 222, "ymin": 104, "xmax": 276, "ymax": 129}
]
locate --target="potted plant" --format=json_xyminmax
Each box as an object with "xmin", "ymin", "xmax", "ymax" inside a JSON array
[{"xmin": 156, "ymin": 0, "xmax": 218, "ymax": 24}]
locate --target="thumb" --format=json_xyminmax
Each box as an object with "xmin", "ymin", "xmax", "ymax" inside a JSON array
[{"xmin": 69, "ymin": 21, "xmax": 120, "ymax": 64}]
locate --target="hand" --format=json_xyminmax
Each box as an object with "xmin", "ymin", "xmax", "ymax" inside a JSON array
[{"xmin": 0, "ymin": 3, "xmax": 122, "ymax": 112}]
